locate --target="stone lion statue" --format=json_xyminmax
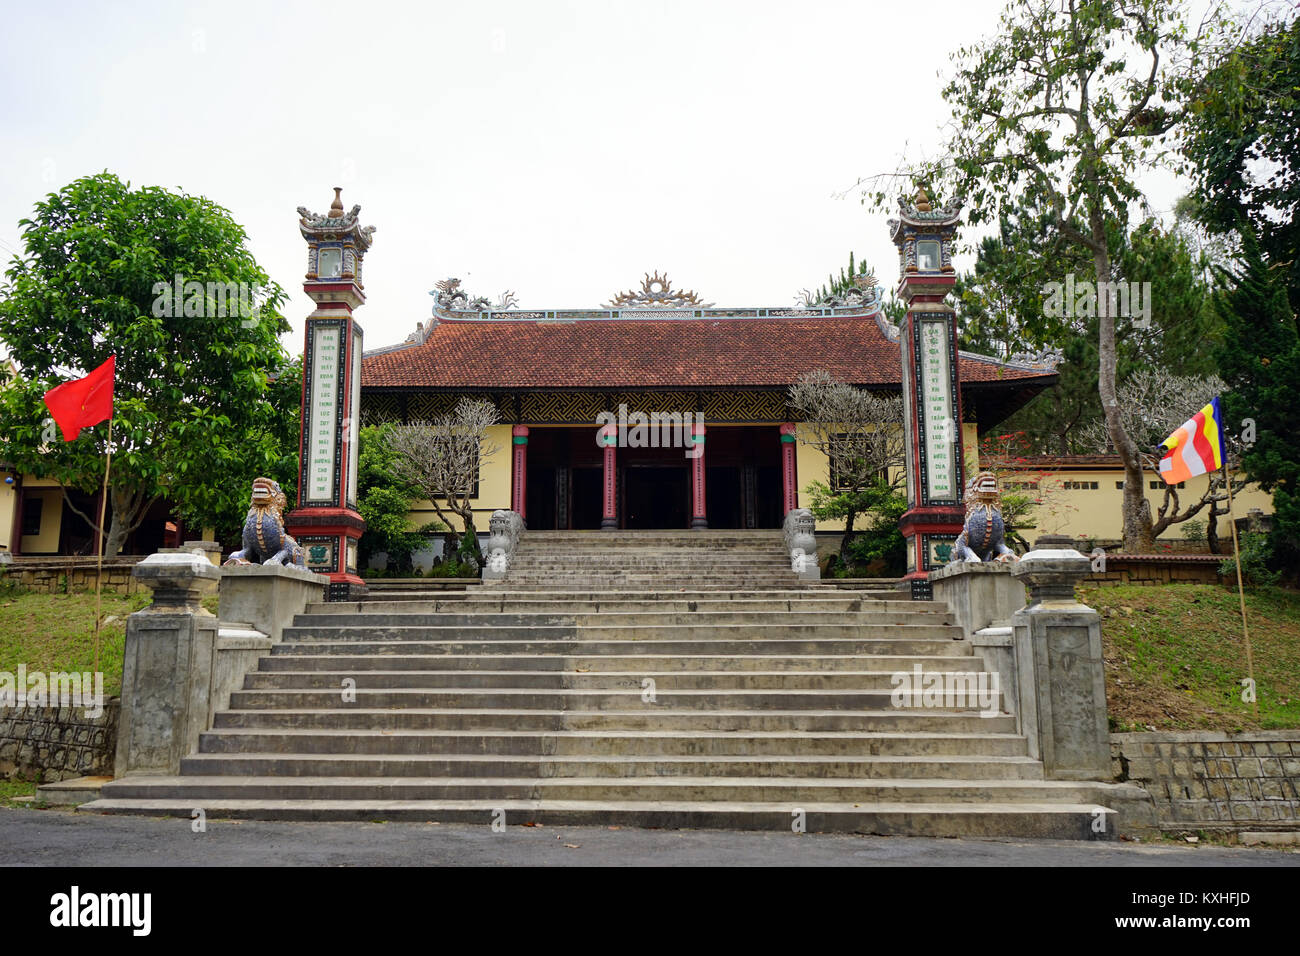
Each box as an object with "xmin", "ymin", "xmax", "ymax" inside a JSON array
[
  {"xmin": 224, "ymin": 477, "xmax": 306, "ymax": 568},
  {"xmin": 949, "ymin": 471, "xmax": 1017, "ymax": 564}
]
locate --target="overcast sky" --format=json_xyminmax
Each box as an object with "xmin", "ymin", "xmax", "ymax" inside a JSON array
[{"xmin": 0, "ymin": 0, "xmax": 1198, "ymax": 357}]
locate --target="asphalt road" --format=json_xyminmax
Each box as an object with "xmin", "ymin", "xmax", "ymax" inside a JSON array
[{"xmin": 2, "ymin": 806, "xmax": 1297, "ymax": 866}]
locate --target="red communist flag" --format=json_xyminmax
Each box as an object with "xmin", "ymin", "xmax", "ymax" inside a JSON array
[{"xmin": 43, "ymin": 355, "xmax": 116, "ymax": 442}]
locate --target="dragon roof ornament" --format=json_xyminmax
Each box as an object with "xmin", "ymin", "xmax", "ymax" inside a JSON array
[
  {"xmin": 604, "ymin": 271, "xmax": 713, "ymax": 309},
  {"xmin": 297, "ymin": 187, "xmax": 376, "ymax": 251}
]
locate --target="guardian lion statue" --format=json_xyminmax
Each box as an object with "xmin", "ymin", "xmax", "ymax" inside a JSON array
[
  {"xmin": 949, "ymin": 471, "xmax": 1017, "ymax": 564},
  {"xmin": 224, "ymin": 477, "xmax": 306, "ymax": 568}
]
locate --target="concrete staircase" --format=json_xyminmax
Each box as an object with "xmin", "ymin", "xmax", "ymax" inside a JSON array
[
  {"xmin": 485, "ymin": 529, "xmax": 800, "ymax": 590},
  {"xmin": 85, "ymin": 531, "xmax": 1129, "ymax": 837}
]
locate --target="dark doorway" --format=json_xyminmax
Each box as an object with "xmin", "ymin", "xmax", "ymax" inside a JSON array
[
  {"xmin": 525, "ymin": 466, "xmax": 556, "ymax": 530},
  {"xmin": 624, "ymin": 465, "xmax": 688, "ymax": 529},
  {"xmin": 571, "ymin": 467, "xmax": 604, "ymax": 529}
]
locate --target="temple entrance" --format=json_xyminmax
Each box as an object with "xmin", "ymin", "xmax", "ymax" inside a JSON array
[
  {"xmin": 520, "ymin": 424, "xmax": 783, "ymax": 530},
  {"xmin": 622, "ymin": 455, "xmax": 690, "ymax": 529}
]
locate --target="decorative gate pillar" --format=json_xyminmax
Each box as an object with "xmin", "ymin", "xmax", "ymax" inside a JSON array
[
  {"xmin": 511, "ymin": 425, "xmax": 529, "ymax": 520},
  {"xmin": 889, "ymin": 189, "xmax": 966, "ymax": 600},
  {"xmin": 285, "ymin": 188, "xmax": 375, "ymax": 601},
  {"xmin": 599, "ymin": 422, "xmax": 618, "ymax": 530},
  {"xmin": 779, "ymin": 422, "xmax": 799, "ymax": 515},
  {"xmin": 690, "ymin": 422, "xmax": 707, "ymax": 529}
]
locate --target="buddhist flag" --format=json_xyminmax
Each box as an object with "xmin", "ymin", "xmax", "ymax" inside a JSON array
[
  {"xmin": 42, "ymin": 355, "xmax": 115, "ymax": 442},
  {"xmin": 1158, "ymin": 396, "xmax": 1223, "ymax": 485}
]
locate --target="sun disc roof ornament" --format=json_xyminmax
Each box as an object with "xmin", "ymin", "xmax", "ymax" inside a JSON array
[{"xmin": 604, "ymin": 271, "xmax": 713, "ymax": 309}]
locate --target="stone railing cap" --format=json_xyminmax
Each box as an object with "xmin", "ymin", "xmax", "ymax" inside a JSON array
[
  {"xmin": 928, "ymin": 561, "xmax": 1018, "ymax": 582},
  {"xmin": 133, "ymin": 551, "xmax": 222, "ymax": 582},
  {"xmin": 220, "ymin": 563, "xmax": 326, "ymax": 585}
]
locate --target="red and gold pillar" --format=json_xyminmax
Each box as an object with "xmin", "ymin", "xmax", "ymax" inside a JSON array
[
  {"xmin": 511, "ymin": 425, "xmax": 529, "ymax": 520},
  {"xmin": 779, "ymin": 422, "xmax": 798, "ymax": 515},
  {"xmin": 600, "ymin": 423, "xmax": 618, "ymax": 530},
  {"xmin": 689, "ymin": 422, "xmax": 707, "ymax": 529}
]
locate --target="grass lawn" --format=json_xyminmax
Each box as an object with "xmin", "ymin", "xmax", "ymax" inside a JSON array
[
  {"xmin": 0, "ymin": 586, "xmax": 151, "ymax": 698},
  {"xmin": 1087, "ymin": 583, "xmax": 1300, "ymax": 733}
]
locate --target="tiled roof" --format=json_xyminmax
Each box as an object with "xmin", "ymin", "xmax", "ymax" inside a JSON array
[{"xmin": 361, "ymin": 315, "xmax": 1056, "ymax": 391}]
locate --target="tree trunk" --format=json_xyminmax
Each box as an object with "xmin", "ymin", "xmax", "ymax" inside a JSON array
[
  {"xmin": 102, "ymin": 484, "xmax": 157, "ymax": 557},
  {"xmin": 1093, "ymin": 213, "xmax": 1153, "ymax": 552}
]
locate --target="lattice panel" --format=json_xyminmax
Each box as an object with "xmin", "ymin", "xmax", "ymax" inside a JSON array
[
  {"xmin": 701, "ymin": 390, "xmax": 787, "ymax": 423},
  {"xmin": 617, "ymin": 391, "xmax": 696, "ymax": 416},
  {"xmin": 401, "ymin": 393, "xmax": 505, "ymax": 422},
  {"xmin": 519, "ymin": 392, "xmax": 608, "ymax": 424},
  {"xmin": 361, "ymin": 393, "xmax": 401, "ymax": 423}
]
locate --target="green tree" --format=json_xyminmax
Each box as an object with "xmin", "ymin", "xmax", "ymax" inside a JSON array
[
  {"xmin": 356, "ymin": 424, "xmax": 442, "ymax": 574},
  {"xmin": 1182, "ymin": 12, "xmax": 1300, "ymax": 310},
  {"xmin": 0, "ymin": 172, "xmax": 292, "ymax": 554},
  {"xmin": 861, "ymin": 0, "xmax": 1218, "ymax": 551},
  {"xmin": 1213, "ymin": 241, "xmax": 1300, "ymax": 579}
]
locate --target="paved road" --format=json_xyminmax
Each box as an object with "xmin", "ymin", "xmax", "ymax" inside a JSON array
[{"xmin": 1, "ymin": 806, "xmax": 1297, "ymax": 866}]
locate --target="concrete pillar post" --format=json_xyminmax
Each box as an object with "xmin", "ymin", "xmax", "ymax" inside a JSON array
[
  {"xmin": 114, "ymin": 553, "xmax": 221, "ymax": 777},
  {"xmin": 1012, "ymin": 546, "xmax": 1111, "ymax": 780}
]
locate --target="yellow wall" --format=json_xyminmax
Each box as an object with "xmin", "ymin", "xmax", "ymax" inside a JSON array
[
  {"xmin": 405, "ymin": 424, "xmax": 513, "ymax": 533},
  {"xmin": 1010, "ymin": 468, "xmax": 1273, "ymax": 543},
  {"xmin": 0, "ymin": 475, "xmax": 64, "ymax": 555},
  {"xmin": 0, "ymin": 468, "xmax": 15, "ymax": 554}
]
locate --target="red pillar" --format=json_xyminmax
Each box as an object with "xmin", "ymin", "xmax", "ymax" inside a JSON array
[
  {"xmin": 779, "ymin": 422, "xmax": 798, "ymax": 515},
  {"xmin": 8, "ymin": 474, "xmax": 23, "ymax": 556},
  {"xmin": 689, "ymin": 422, "xmax": 707, "ymax": 529},
  {"xmin": 600, "ymin": 423, "xmax": 618, "ymax": 530},
  {"xmin": 511, "ymin": 425, "xmax": 529, "ymax": 520}
]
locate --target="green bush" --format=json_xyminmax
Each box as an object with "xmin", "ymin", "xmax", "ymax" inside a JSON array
[
  {"xmin": 1218, "ymin": 533, "xmax": 1280, "ymax": 588},
  {"xmin": 1181, "ymin": 519, "xmax": 1207, "ymax": 543}
]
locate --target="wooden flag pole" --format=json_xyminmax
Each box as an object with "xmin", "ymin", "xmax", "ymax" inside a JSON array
[
  {"xmin": 93, "ymin": 419, "xmax": 113, "ymax": 677},
  {"xmin": 1223, "ymin": 461, "xmax": 1258, "ymax": 718}
]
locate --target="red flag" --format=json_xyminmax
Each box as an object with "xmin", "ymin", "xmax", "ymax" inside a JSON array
[{"xmin": 43, "ymin": 355, "xmax": 115, "ymax": 442}]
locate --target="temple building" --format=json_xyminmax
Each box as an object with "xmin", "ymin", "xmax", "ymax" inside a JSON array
[{"xmin": 359, "ymin": 274, "xmax": 1058, "ymax": 535}]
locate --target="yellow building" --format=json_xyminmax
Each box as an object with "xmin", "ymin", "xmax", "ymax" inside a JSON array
[{"xmin": 999, "ymin": 454, "xmax": 1272, "ymax": 546}]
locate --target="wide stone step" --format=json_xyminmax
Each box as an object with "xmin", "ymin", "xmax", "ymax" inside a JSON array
[
  {"xmin": 200, "ymin": 709, "xmax": 1018, "ymax": 737},
  {"xmin": 78, "ymin": 797, "xmax": 1118, "ymax": 839},
  {"xmin": 315, "ymin": 597, "xmax": 927, "ymax": 615},
  {"xmin": 109, "ymin": 775, "xmax": 1125, "ymax": 806},
  {"xmin": 256, "ymin": 653, "xmax": 984, "ymax": 673},
  {"xmin": 243, "ymin": 669, "xmax": 990, "ymax": 691},
  {"xmin": 270, "ymin": 638, "xmax": 974, "ymax": 656},
  {"xmin": 291, "ymin": 612, "xmax": 956, "ymax": 629},
  {"xmin": 200, "ymin": 724, "xmax": 1030, "ymax": 755},
  {"xmin": 282, "ymin": 623, "xmax": 963, "ymax": 641},
  {"xmin": 169, "ymin": 757, "xmax": 1042, "ymax": 782},
  {"xmin": 225, "ymin": 687, "xmax": 1006, "ymax": 712}
]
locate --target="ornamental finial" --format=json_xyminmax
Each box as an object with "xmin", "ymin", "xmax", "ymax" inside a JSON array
[
  {"xmin": 914, "ymin": 187, "xmax": 932, "ymax": 213},
  {"xmin": 329, "ymin": 187, "xmax": 345, "ymax": 218}
]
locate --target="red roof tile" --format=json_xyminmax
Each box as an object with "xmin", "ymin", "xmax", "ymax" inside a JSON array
[{"xmin": 361, "ymin": 316, "xmax": 1056, "ymax": 391}]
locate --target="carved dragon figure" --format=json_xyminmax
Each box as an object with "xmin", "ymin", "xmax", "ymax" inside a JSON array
[
  {"xmin": 949, "ymin": 471, "xmax": 1018, "ymax": 564},
  {"xmin": 224, "ymin": 477, "xmax": 306, "ymax": 568}
]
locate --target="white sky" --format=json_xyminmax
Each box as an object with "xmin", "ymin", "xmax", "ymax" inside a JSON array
[{"xmin": 0, "ymin": 0, "xmax": 1196, "ymax": 357}]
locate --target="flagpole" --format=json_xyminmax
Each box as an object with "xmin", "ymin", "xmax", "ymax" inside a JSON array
[
  {"xmin": 93, "ymin": 419, "xmax": 113, "ymax": 677},
  {"xmin": 1223, "ymin": 460, "xmax": 1258, "ymax": 719}
]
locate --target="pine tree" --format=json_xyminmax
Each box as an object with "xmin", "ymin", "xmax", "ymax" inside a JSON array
[{"xmin": 1214, "ymin": 239, "xmax": 1300, "ymax": 578}]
